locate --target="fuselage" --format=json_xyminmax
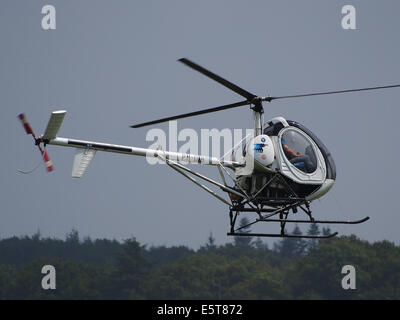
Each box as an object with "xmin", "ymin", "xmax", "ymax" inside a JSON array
[{"xmin": 233, "ymin": 117, "xmax": 336, "ymax": 202}]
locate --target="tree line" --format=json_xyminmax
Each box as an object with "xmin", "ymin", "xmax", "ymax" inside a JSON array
[{"xmin": 0, "ymin": 220, "xmax": 399, "ymax": 299}]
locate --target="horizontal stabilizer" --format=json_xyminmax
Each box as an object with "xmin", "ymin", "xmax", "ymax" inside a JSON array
[
  {"xmin": 43, "ymin": 110, "xmax": 66, "ymax": 140},
  {"xmin": 72, "ymin": 148, "xmax": 96, "ymax": 178}
]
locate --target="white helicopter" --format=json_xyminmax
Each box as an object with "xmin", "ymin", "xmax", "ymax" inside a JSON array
[{"xmin": 18, "ymin": 58, "xmax": 400, "ymax": 239}]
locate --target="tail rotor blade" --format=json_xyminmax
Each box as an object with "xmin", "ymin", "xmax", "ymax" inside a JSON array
[
  {"xmin": 38, "ymin": 145, "xmax": 54, "ymax": 172},
  {"xmin": 18, "ymin": 113, "xmax": 35, "ymax": 137},
  {"xmin": 18, "ymin": 112, "xmax": 54, "ymax": 173}
]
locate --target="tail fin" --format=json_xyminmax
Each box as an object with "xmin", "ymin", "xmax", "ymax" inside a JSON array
[
  {"xmin": 72, "ymin": 148, "xmax": 96, "ymax": 178},
  {"xmin": 43, "ymin": 110, "xmax": 66, "ymax": 141}
]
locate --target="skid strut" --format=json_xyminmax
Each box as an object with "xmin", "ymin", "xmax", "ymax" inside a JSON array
[
  {"xmin": 227, "ymin": 231, "xmax": 339, "ymax": 239},
  {"xmin": 227, "ymin": 204, "xmax": 369, "ymax": 239}
]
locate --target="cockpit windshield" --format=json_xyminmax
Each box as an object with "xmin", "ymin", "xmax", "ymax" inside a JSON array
[
  {"xmin": 264, "ymin": 118, "xmax": 337, "ymax": 180},
  {"xmin": 281, "ymin": 130, "xmax": 317, "ymax": 173}
]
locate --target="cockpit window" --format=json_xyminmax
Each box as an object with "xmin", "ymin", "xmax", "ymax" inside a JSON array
[
  {"xmin": 281, "ymin": 130, "xmax": 317, "ymax": 173},
  {"xmin": 287, "ymin": 120, "xmax": 336, "ymax": 180}
]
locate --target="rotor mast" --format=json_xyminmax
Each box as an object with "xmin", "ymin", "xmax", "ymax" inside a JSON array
[{"xmin": 252, "ymin": 100, "xmax": 264, "ymax": 136}]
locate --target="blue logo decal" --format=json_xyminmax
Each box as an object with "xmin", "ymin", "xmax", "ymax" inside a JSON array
[
  {"xmin": 261, "ymin": 138, "xmax": 266, "ymax": 142},
  {"xmin": 254, "ymin": 143, "xmax": 265, "ymax": 153}
]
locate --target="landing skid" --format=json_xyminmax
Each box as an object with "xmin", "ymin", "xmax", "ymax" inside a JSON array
[
  {"xmin": 227, "ymin": 231, "xmax": 339, "ymax": 239},
  {"xmin": 257, "ymin": 217, "xmax": 370, "ymax": 225},
  {"xmin": 153, "ymin": 152, "xmax": 369, "ymax": 240},
  {"xmin": 228, "ymin": 203, "xmax": 370, "ymax": 239}
]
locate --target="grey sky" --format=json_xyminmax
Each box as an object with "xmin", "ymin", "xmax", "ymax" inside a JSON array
[{"xmin": 1, "ymin": 1, "xmax": 400, "ymax": 248}]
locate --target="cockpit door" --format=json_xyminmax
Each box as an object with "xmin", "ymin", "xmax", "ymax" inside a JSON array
[{"xmin": 276, "ymin": 127, "xmax": 326, "ymax": 184}]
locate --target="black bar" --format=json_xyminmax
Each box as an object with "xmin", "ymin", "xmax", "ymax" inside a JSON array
[
  {"xmin": 230, "ymin": 207, "xmax": 276, "ymax": 213},
  {"xmin": 227, "ymin": 232, "xmax": 338, "ymax": 239},
  {"xmin": 67, "ymin": 139, "xmax": 132, "ymax": 153},
  {"xmin": 257, "ymin": 217, "xmax": 370, "ymax": 225}
]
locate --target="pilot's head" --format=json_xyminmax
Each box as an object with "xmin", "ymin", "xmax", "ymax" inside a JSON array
[{"xmin": 288, "ymin": 131, "xmax": 297, "ymax": 144}]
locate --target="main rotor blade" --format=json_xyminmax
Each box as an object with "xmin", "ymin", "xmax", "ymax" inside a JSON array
[
  {"xmin": 268, "ymin": 84, "xmax": 400, "ymax": 101},
  {"xmin": 178, "ymin": 58, "xmax": 257, "ymax": 101},
  {"xmin": 131, "ymin": 100, "xmax": 249, "ymax": 128}
]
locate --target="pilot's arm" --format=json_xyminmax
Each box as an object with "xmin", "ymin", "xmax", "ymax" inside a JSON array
[{"xmin": 283, "ymin": 144, "xmax": 300, "ymax": 157}]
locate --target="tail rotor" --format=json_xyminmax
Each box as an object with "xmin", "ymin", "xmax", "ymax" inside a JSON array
[{"xmin": 18, "ymin": 113, "xmax": 54, "ymax": 173}]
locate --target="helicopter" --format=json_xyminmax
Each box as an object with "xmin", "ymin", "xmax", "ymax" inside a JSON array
[{"xmin": 18, "ymin": 58, "xmax": 400, "ymax": 239}]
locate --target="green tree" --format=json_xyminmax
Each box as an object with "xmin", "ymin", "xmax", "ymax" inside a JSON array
[
  {"xmin": 114, "ymin": 237, "xmax": 150, "ymax": 299},
  {"xmin": 0, "ymin": 265, "xmax": 17, "ymax": 299},
  {"xmin": 307, "ymin": 223, "xmax": 320, "ymax": 250},
  {"xmin": 5, "ymin": 258, "xmax": 114, "ymax": 300},
  {"xmin": 66, "ymin": 229, "xmax": 80, "ymax": 244},
  {"xmin": 199, "ymin": 232, "xmax": 218, "ymax": 252},
  {"xmin": 144, "ymin": 252, "xmax": 286, "ymax": 299},
  {"xmin": 285, "ymin": 235, "xmax": 400, "ymax": 299},
  {"xmin": 274, "ymin": 224, "xmax": 307, "ymax": 258},
  {"xmin": 234, "ymin": 217, "xmax": 253, "ymax": 248},
  {"xmin": 322, "ymin": 226, "xmax": 332, "ymax": 237},
  {"xmin": 1, "ymin": 231, "xmax": 400, "ymax": 300},
  {"xmin": 253, "ymin": 237, "xmax": 269, "ymax": 251},
  {"xmin": 145, "ymin": 245, "xmax": 193, "ymax": 269}
]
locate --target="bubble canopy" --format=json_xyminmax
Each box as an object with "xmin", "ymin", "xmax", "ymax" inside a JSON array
[
  {"xmin": 281, "ymin": 130, "xmax": 318, "ymax": 174},
  {"xmin": 263, "ymin": 118, "xmax": 336, "ymax": 180}
]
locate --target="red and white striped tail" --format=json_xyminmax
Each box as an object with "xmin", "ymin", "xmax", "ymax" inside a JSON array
[
  {"xmin": 18, "ymin": 113, "xmax": 34, "ymax": 136},
  {"xmin": 18, "ymin": 113, "xmax": 54, "ymax": 173},
  {"xmin": 40, "ymin": 147, "xmax": 54, "ymax": 172}
]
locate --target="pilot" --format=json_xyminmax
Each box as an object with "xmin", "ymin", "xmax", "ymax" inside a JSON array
[{"xmin": 281, "ymin": 132, "xmax": 314, "ymax": 173}]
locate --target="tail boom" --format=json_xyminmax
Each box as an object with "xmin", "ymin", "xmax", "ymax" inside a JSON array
[{"xmin": 48, "ymin": 137, "xmax": 241, "ymax": 168}]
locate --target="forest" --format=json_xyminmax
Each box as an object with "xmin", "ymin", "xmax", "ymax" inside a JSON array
[{"xmin": 0, "ymin": 219, "xmax": 399, "ymax": 300}]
